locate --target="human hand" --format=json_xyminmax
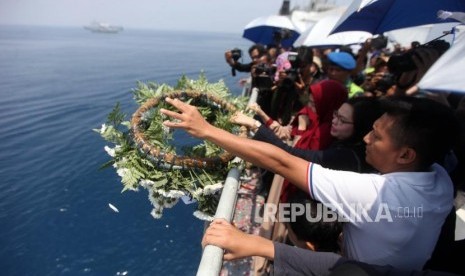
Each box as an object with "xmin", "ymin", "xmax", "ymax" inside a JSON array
[
  {"xmin": 247, "ymin": 102, "xmax": 265, "ymax": 116},
  {"xmin": 160, "ymin": 97, "xmax": 211, "ymax": 139},
  {"xmin": 239, "ymin": 78, "xmax": 249, "ymax": 86},
  {"xmin": 275, "ymin": 125, "xmax": 292, "ymax": 140},
  {"xmin": 361, "ymin": 38, "xmax": 372, "ymax": 52},
  {"xmin": 225, "ymin": 50, "xmax": 235, "ymax": 66},
  {"xmin": 230, "ymin": 111, "xmax": 255, "ymax": 128},
  {"xmin": 269, "ymin": 121, "xmax": 281, "ymax": 132},
  {"xmin": 202, "ymin": 219, "xmax": 254, "ymax": 260}
]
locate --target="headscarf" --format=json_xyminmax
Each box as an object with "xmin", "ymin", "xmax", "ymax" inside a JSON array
[
  {"xmin": 281, "ymin": 80, "xmax": 347, "ymax": 203},
  {"xmin": 310, "ymin": 79, "xmax": 348, "ymax": 149},
  {"xmin": 290, "ymin": 105, "xmax": 319, "ymax": 150}
]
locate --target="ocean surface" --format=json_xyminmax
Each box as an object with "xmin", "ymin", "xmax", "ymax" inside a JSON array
[{"xmin": 0, "ymin": 25, "xmax": 253, "ymax": 276}]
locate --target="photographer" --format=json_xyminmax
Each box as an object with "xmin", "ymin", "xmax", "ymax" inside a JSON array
[
  {"xmin": 251, "ymin": 53, "xmax": 277, "ymax": 116},
  {"xmin": 272, "ymin": 28, "xmax": 293, "ymax": 50},
  {"xmin": 271, "ymin": 47, "xmax": 313, "ymax": 126},
  {"xmin": 386, "ymin": 40, "xmax": 450, "ymax": 96},
  {"xmin": 224, "ymin": 44, "xmax": 266, "ymax": 76}
]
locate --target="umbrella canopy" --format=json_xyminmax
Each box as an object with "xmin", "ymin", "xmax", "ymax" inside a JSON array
[
  {"xmin": 386, "ymin": 23, "xmax": 458, "ymax": 48},
  {"xmin": 243, "ymin": 15, "xmax": 300, "ymax": 48},
  {"xmin": 418, "ymin": 30, "xmax": 465, "ymax": 93},
  {"xmin": 294, "ymin": 14, "xmax": 372, "ymax": 48},
  {"xmin": 331, "ymin": 0, "xmax": 465, "ymax": 35}
]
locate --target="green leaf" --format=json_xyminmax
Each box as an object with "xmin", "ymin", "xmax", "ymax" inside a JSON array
[{"xmin": 107, "ymin": 102, "xmax": 126, "ymax": 127}]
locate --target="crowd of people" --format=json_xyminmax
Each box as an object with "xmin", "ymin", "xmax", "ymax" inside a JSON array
[{"xmin": 172, "ymin": 39, "xmax": 465, "ymax": 275}]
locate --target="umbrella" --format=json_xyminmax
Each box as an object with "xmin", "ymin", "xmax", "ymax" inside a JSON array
[
  {"xmin": 294, "ymin": 14, "xmax": 372, "ymax": 48},
  {"xmin": 243, "ymin": 15, "xmax": 300, "ymax": 48},
  {"xmin": 290, "ymin": 6, "xmax": 348, "ymax": 34},
  {"xmin": 385, "ymin": 23, "xmax": 458, "ymax": 48},
  {"xmin": 330, "ymin": 0, "xmax": 465, "ymax": 35},
  {"xmin": 417, "ymin": 29, "xmax": 465, "ymax": 93}
]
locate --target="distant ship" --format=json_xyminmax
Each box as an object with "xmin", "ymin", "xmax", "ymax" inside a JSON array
[{"xmin": 84, "ymin": 21, "xmax": 123, "ymax": 33}]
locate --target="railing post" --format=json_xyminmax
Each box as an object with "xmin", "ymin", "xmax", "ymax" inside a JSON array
[
  {"xmin": 196, "ymin": 167, "xmax": 241, "ymax": 276},
  {"xmin": 247, "ymin": 87, "xmax": 259, "ymax": 107}
]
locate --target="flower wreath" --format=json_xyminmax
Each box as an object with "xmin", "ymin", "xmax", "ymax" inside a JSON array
[
  {"xmin": 94, "ymin": 74, "xmax": 248, "ymax": 220},
  {"xmin": 131, "ymin": 90, "xmax": 237, "ymax": 170}
]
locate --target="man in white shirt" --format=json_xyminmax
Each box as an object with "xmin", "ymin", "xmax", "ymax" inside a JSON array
[{"xmin": 160, "ymin": 96, "xmax": 459, "ymax": 270}]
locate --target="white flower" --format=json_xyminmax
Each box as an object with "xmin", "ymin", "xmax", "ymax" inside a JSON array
[
  {"xmin": 162, "ymin": 125, "xmax": 171, "ymax": 135},
  {"xmin": 151, "ymin": 207, "xmax": 163, "ymax": 219},
  {"xmin": 191, "ymin": 188, "xmax": 203, "ymax": 198},
  {"xmin": 116, "ymin": 168, "xmax": 129, "ymax": 178},
  {"xmin": 104, "ymin": 146, "xmax": 116, "ymax": 157},
  {"xmin": 100, "ymin": 123, "xmax": 107, "ymax": 134},
  {"xmin": 193, "ymin": 210, "xmax": 213, "ymax": 221},
  {"xmin": 231, "ymin": 157, "xmax": 243, "ymax": 164},
  {"xmin": 125, "ymin": 185, "xmax": 139, "ymax": 192},
  {"xmin": 139, "ymin": 179, "xmax": 155, "ymax": 188},
  {"xmin": 148, "ymin": 190, "xmax": 163, "ymax": 208},
  {"xmin": 155, "ymin": 189, "xmax": 184, "ymax": 198},
  {"xmin": 203, "ymin": 182, "xmax": 223, "ymax": 196},
  {"xmin": 163, "ymin": 198, "xmax": 179, "ymax": 208},
  {"xmin": 141, "ymin": 110, "xmax": 152, "ymax": 122}
]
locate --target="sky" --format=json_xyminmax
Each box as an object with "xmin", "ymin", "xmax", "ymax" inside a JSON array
[{"xmin": 0, "ymin": 0, "xmax": 316, "ymax": 33}]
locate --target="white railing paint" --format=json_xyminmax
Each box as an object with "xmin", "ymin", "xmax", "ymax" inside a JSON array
[{"xmin": 196, "ymin": 167, "xmax": 241, "ymax": 276}]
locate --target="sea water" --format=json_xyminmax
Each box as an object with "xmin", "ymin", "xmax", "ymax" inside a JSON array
[{"xmin": 0, "ymin": 25, "xmax": 252, "ymax": 276}]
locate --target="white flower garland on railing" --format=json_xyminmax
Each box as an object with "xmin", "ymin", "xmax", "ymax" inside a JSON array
[{"xmin": 94, "ymin": 74, "xmax": 249, "ymax": 220}]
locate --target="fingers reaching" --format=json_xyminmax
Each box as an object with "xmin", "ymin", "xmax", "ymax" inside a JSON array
[
  {"xmin": 160, "ymin": 97, "xmax": 193, "ymax": 129},
  {"xmin": 164, "ymin": 97, "xmax": 187, "ymax": 112},
  {"xmin": 160, "ymin": 97, "xmax": 184, "ymax": 128},
  {"xmin": 230, "ymin": 111, "xmax": 255, "ymax": 128}
]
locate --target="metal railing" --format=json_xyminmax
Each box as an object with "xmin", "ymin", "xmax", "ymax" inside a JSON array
[
  {"xmin": 196, "ymin": 167, "xmax": 242, "ymax": 276},
  {"xmin": 196, "ymin": 87, "xmax": 258, "ymax": 275}
]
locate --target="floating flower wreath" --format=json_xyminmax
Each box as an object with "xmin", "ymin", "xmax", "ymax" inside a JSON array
[{"xmin": 94, "ymin": 74, "xmax": 249, "ymax": 220}]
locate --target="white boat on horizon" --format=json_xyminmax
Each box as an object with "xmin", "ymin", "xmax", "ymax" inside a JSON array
[{"xmin": 84, "ymin": 21, "xmax": 123, "ymax": 33}]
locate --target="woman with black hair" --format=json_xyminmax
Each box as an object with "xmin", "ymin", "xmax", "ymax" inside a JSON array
[{"xmin": 233, "ymin": 96, "xmax": 384, "ymax": 174}]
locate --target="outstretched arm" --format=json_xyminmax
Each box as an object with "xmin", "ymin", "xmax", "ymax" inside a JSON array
[
  {"xmin": 203, "ymin": 219, "xmax": 346, "ymax": 276},
  {"xmin": 202, "ymin": 219, "xmax": 274, "ymax": 260},
  {"xmin": 160, "ymin": 97, "xmax": 310, "ymax": 193}
]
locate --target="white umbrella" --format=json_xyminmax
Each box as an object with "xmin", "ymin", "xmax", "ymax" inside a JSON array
[
  {"xmin": 294, "ymin": 14, "xmax": 372, "ymax": 47},
  {"xmin": 290, "ymin": 6, "xmax": 348, "ymax": 33},
  {"xmin": 386, "ymin": 23, "xmax": 459, "ymax": 48},
  {"xmin": 418, "ymin": 29, "xmax": 465, "ymax": 93}
]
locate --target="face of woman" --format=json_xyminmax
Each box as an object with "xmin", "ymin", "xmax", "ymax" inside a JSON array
[{"xmin": 330, "ymin": 103, "xmax": 355, "ymax": 140}]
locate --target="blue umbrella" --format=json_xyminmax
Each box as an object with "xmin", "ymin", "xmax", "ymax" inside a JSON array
[
  {"xmin": 331, "ymin": 0, "xmax": 465, "ymax": 35},
  {"xmin": 242, "ymin": 15, "xmax": 300, "ymax": 48}
]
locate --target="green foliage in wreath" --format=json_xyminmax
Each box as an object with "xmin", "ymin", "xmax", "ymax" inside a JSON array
[{"xmin": 94, "ymin": 73, "xmax": 249, "ymax": 220}]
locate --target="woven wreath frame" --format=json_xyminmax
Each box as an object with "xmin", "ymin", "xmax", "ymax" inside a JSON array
[{"xmin": 131, "ymin": 90, "xmax": 237, "ymax": 170}]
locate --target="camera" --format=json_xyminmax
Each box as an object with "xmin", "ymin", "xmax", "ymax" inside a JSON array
[
  {"xmin": 287, "ymin": 52, "xmax": 300, "ymax": 69},
  {"xmin": 371, "ymin": 35, "xmax": 388, "ymax": 50},
  {"xmin": 231, "ymin": 48, "xmax": 242, "ymax": 61},
  {"xmin": 230, "ymin": 48, "xmax": 242, "ymax": 77},
  {"xmin": 375, "ymin": 73, "xmax": 395, "ymax": 93},
  {"xmin": 387, "ymin": 51, "xmax": 417, "ymax": 75},
  {"xmin": 254, "ymin": 63, "xmax": 275, "ymax": 76},
  {"xmin": 253, "ymin": 63, "xmax": 275, "ymax": 92},
  {"xmin": 282, "ymin": 52, "xmax": 300, "ymax": 88}
]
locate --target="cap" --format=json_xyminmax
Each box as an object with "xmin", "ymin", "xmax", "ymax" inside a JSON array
[{"xmin": 327, "ymin": 52, "xmax": 356, "ymax": 70}]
